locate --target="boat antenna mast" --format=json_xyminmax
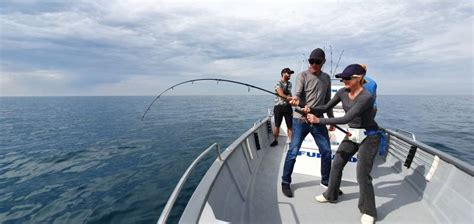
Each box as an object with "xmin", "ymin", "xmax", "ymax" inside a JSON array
[
  {"xmin": 330, "ymin": 45, "xmax": 333, "ymax": 76},
  {"xmin": 300, "ymin": 53, "xmax": 306, "ymax": 72},
  {"xmin": 332, "ymin": 49, "xmax": 344, "ymax": 78}
]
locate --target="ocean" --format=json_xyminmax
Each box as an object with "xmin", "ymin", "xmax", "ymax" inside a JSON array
[{"xmin": 0, "ymin": 95, "xmax": 473, "ymax": 223}]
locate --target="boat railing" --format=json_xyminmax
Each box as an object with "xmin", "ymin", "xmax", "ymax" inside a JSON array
[
  {"xmin": 157, "ymin": 143, "xmax": 222, "ymax": 224},
  {"xmin": 394, "ymin": 128, "xmax": 416, "ymax": 141},
  {"xmin": 383, "ymin": 128, "xmax": 473, "ymax": 176}
]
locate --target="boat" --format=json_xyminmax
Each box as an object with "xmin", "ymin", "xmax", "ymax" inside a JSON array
[{"xmin": 157, "ymin": 80, "xmax": 474, "ymax": 224}]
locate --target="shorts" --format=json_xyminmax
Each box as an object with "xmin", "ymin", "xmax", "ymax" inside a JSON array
[{"xmin": 273, "ymin": 104, "xmax": 293, "ymax": 129}]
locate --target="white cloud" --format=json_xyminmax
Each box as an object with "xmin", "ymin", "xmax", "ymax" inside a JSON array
[
  {"xmin": 0, "ymin": 0, "xmax": 472, "ymax": 96},
  {"xmin": 400, "ymin": 18, "xmax": 473, "ymax": 63}
]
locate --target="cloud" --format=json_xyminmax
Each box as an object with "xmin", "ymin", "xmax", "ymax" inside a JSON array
[
  {"xmin": 0, "ymin": 69, "xmax": 75, "ymax": 96},
  {"xmin": 0, "ymin": 0, "xmax": 472, "ymax": 96}
]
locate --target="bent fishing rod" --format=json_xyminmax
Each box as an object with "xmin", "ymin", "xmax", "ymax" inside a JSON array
[{"xmin": 141, "ymin": 78, "xmax": 349, "ymax": 135}]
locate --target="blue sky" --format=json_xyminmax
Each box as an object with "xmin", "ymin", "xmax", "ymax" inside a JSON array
[{"xmin": 0, "ymin": 0, "xmax": 472, "ymax": 96}]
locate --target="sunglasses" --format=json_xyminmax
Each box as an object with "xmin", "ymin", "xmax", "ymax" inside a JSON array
[
  {"xmin": 340, "ymin": 75, "xmax": 362, "ymax": 81},
  {"xmin": 341, "ymin": 76, "xmax": 354, "ymax": 81},
  {"xmin": 308, "ymin": 58, "xmax": 323, "ymax": 65}
]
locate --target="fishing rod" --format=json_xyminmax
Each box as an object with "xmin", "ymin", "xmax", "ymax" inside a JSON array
[
  {"xmin": 332, "ymin": 50, "xmax": 344, "ymax": 78},
  {"xmin": 141, "ymin": 78, "xmax": 285, "ymax": 121},
  {"xmin": 141, "ymin": 78, "xmax": 349, "ymax": 135}
]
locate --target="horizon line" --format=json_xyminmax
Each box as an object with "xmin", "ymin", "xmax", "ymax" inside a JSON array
[{"xmin": 0, "ymin": 94, "xmax": 472, "ymax": 97}]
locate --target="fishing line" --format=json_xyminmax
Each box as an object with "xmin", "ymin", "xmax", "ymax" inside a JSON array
[{"xmin": 141, "ymin": 78, "xmax": 349, "ymax": 135}]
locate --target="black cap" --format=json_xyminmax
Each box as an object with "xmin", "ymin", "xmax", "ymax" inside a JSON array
[
  {"xmin": 335, "ymin": 64, "xmax": 366, "ymax": 78},
  {"xmin": 309, "ymin": 48, "xmax": 325, "ymax": 59},
  {"xmin": 281, "ymin": 68, "xmax": 294, "ymax": 75}
]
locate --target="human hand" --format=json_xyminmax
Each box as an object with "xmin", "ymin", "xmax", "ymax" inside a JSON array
[
  {"xmin": 303, "ymin": 105, "xmax": 310, "ymax": 114},
  {"xmin": 289, "ymin": 97, "xmax": 300, "ymax": 106},
  {"xmin": 328, "ymin": 125, "xmax": 336, "ymax": 131},
  {"xmin": 306, "ymin": 114, "xmax": 319, "ymax": 124}
]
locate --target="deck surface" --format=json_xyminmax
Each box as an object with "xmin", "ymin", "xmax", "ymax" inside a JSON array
[{"xmin": 246, "ymin": 136, "xmax": 439, "ymax": 224}]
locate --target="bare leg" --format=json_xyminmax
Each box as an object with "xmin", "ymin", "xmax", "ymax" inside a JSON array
[
  {"xmin": 270, "ymin": 127, "xmax": 280, "ymax": 146},
  {"xmin": 274, "ymin": 127, "xmax": 280, "ymax": 140}
]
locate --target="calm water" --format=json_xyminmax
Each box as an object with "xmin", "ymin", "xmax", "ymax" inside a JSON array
[{"xmin": 0, "ymin": 95, "xmax": 473, "ymax": 223}]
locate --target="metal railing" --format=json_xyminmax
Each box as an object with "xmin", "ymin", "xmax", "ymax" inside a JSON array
[
  {"xmin": 382, "ymin": 128, "xmax": 474, "ymax": 176},
  {"xmin": 395, "ymin": 128, "xmax": 416, "ymax": 141},
  {"xmin": 157, "ymin": 143, "xmax": 222, "ymax": 224}
]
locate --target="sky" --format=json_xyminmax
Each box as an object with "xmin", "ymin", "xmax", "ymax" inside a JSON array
[{"xmin": 0, "ymin": 0, "xmax": 473, "ymax": 96}]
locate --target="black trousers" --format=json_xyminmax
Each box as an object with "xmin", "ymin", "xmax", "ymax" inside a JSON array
[{"xmin": 323, "ymin": 134, "xmax": 380, "ymax": 218}]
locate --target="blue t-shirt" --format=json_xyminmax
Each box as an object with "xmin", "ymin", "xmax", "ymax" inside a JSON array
[{"xmin": 364, "ymin": 76, "xmax": 377, "ymax": 108}]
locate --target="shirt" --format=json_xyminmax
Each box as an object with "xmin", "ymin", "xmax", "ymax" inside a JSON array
[
  {"xmin": 274, "ymin": 81, "xmax": 292, "ymax": 106},
  {"xmin": 314, "ymin": 88, "xmax": 378, "ymax": 130},
  {"xmin": 293, "ymin": 70, "xmax": 334, "ymax": 119},
  {"xmin": 364, "ymin": 76, "xmax": 377, "ymax": 108}
]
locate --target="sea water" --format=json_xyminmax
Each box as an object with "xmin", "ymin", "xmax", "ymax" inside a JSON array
[{"xmin": 0, "ymin": 95, "xmax": 472, "ymax": 223}]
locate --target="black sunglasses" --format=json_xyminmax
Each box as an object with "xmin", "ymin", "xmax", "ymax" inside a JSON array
[
  {"xmin": 340, "ymin": 75, "xmax": 361, "ymax": 82},
  {"xmin": 341, "ymin": 76, "xmax": 353, "ymax": 81},
  {"xmin": 308, "ymin": 58, "xmax": 323, "ymax": 65}
]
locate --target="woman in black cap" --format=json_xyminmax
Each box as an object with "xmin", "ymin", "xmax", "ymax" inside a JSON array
[{"xmin": 306, "ymin": 64, "xmax": 380, "ymax": 224}]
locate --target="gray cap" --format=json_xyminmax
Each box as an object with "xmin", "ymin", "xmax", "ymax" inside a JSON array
[{"xmin": 309, "ymin": 48, "xmax": 325, "ymax": 59}]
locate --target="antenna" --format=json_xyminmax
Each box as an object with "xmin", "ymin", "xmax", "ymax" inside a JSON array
[
  {"xmin": 300, "ymin": 53, "xmax": 306, "ymax": 72},
  {"xmin": 333, "ymin": 50, "xmax": 344, "ymax": 78},
  {"xmin": 330, "ymin": 45, "xmax": 333, "ymax": 76}
]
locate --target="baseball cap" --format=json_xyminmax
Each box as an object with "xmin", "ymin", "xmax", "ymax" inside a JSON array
[
  {"xmin": 309, "ymin": 48, "xmax": 325, "ymax": 59},
  {"xmin": 335, "ymin": 64, "xmax": 366, "ymax": 78},
  {"xmin": 281, "ymin": 68, "xmax": 294, "ymax": 75}
]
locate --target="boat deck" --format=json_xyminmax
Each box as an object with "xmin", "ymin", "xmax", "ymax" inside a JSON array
[{"xmin": 247, "ymin": 136, "xmax": 438, "ymax": 224}]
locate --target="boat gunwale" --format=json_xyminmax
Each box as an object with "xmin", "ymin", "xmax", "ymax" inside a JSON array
[
  {"xmin": 382, "ymin": 127, "xmax": 474, "ymax": 176},
  {"xmin": 177, "ymin": 116, "xmax": 271, "ymax": 223}
]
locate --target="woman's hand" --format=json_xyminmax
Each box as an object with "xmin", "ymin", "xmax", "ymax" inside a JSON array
[
  {"xmin": 306, "ymin": 114, "xmax": 319, "ymax": 124},
  {"xmin": 303, "ymin": 105, "xmax": 310, "ymax": 113},
  {"xmin": 328, "ymin": 125, "xmax": 336, "ymax": 131}
]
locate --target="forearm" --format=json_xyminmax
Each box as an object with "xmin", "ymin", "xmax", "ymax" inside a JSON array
[
  {"xmin": 310, "ymin": 95, "xmax": 340, "ymax": 116},
  {"xmin": 318, "ymin": 94, "xmax": 370, "ymax": 125},
  {"xmin": 326, "ymin": 108, "xmax": 334, "ymax": 118},
  {"xmin": 276, "ymin": 88, "xmax": 290, "ymax": 98},
  {"xmin": 318, "ymin": 116, "xmax": 352, "ymax": 125}
]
